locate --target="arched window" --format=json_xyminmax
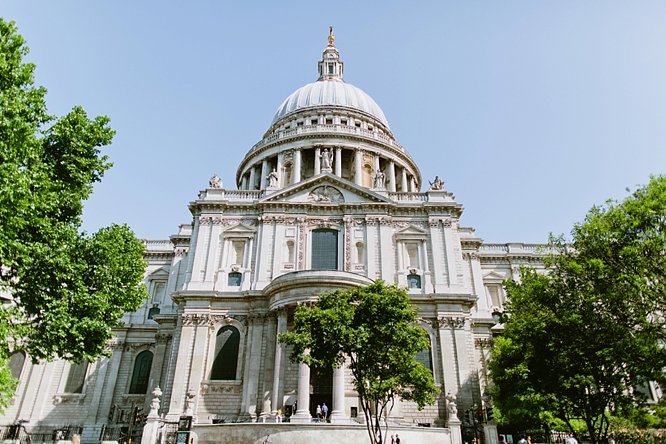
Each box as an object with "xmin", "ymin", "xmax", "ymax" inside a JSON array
[
  {"xmin": 311, "ymin": 229, "xmax": 338, "ymax": 270},
  {"xmin": 228, "ymin": 272, "xmax": 242, "ymax": 287},
  {"xmin": 64, "ymin": 360, "xmax": 89, "ymax": 393},
  {"xmin": 416, "ymin": 335, "xmax": 433, "ymax": 373},
  {"xmin": 210, "ymin": 326, "xmax": 240, "ymax": 380},
  {"xmin": 9, "ymin": 352, "xmax": 26, "ymax": 379},
  {"xmin": 129, "ymin": 351, "xmax": 153, "ymax": 394},
  {"xmin": 407, "ymin": 274, "xmax": 422, "ymax": 289}
]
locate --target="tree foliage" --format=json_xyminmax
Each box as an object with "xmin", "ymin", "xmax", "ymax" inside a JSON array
[
  {"xmin": 0, "ymin": 19, "xmax": 149, "ymax": 410},
  {"xmin": 279, "ymin": 281, "xmax": 439, "ymax": 444},
  {"xmin": 490, "ymin": 176, "xmax": 666, "ymax": 444}
]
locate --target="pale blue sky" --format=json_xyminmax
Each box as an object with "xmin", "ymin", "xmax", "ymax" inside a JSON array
[{"xmin": 4, "ymin": 1, "xmax": 665, "ymax": 243}]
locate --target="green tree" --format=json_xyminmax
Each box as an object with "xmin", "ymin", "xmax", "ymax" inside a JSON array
[
  {"xmin": 279, "ymin": 281, "xmax": 439, "ymax": 444},
  {"xmin": 0, "ymin": 19, "xmax": 149, "ymax": 411},
  {"xmin": 490, "ymin": 176, "xmax": 666, "ymax": 444}
]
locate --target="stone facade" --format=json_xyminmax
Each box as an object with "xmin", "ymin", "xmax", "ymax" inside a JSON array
[{"xmin": 0, "ymin": 33, "xmax": 555, "ymax": 444}]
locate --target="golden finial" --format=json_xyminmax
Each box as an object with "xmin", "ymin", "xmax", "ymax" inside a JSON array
[{"xmin": 328, "ymin": 26, "xmax": 335, "ymax": 47}]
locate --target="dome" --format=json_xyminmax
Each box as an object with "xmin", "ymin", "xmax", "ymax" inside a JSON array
[{"xmin": 271, "ymin": 80, "xmax": 390, "ymax": 128}]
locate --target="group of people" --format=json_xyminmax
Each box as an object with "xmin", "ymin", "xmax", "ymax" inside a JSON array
[
  {"xmin": 315, "ymin": 402, "xmax": 329, "ymax": 422},
  {"xmin": 390, "ymin": 434, "xmax": 401, "ymax": 443}
]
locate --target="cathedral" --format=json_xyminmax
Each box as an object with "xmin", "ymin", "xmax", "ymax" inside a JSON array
[{"xmin": 1, "ymin": 31, "xmax": 551, "ymax": 444}]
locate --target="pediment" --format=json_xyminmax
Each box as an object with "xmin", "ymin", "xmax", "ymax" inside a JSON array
[
  {"xmin": 395, "ymin": 225, "xmax": 429, "ymax": 236},
  {"xmin": 259, "ymin": 174, "xmax": 392, "ymax": 205},
  {"xmin": 223, "ymin": 223, "xmax": 256, "ymax": 235},
  {"xmin": 148, "ymin": 267, "xmax": 170, "ymax": 279},
  {"xmin": 483, "ymin": 270, "xmax": 508, "ymax": 282}
]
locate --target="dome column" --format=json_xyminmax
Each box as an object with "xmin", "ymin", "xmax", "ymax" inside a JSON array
[
  {"xmin": 401, "ymin": 168, "xmax": 408, "ymax": 192},
  {"xmin": 261, "ymin": 159, "xmax": 270, "ymax": 189},
  {"xmin": 354, "ymin": 149, "xmax": 362, "ymax": 186},
  {"xmin": 335, "ymin": 147, "xmax": 342, "ymax": 177},
  {"xmin": 249, "ymin": 166, "xmax": 257, "ymax": 190},
  {"xmin": 314, "ymin": 146, "xmax": 321, "ymax": 175},
  {"xmin": 294, "ymin": 149, "xmax": 302, "ymax": 183},
  {"xmin": 388, "ymin": 161, "xmax": 396, "ymax": 192},
  {"xmin": 329, "ymin": 360, "xmax": 347, "ymax": 423}
]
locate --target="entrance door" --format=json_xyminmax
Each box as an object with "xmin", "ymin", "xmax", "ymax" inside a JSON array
[{"xmin": 309, "ymin": 366, "xmax": 333, "ymax": 421}]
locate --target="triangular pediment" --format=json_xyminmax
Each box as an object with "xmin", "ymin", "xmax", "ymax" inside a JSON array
[
  {"xmin": 149, "ymin": 267, "xmax": 170, "ymax": 278},
  {"xmin": 483, "ymin": 270, "xmax": 508, "ymax": 281},
  {"xmin": 395, "ymin": 225, "xmax": 428, "ymax": 236},
  {"xmin": 223, "ymin": 223, "xmax": 255, "ymax": 235},
  {"xmin": 259, "ymin": 173, "xmax": 393, "ymax": 205}
]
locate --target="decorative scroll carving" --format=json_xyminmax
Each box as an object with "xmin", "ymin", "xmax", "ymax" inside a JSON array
[
  {"xmin": 308, "ymin": 218, "xmax": 342, "ymax": 228},
  {"xmin": 174, "ymin": 247, "xmax": 189, "ymax": 257},
  {"xmin": 462, "ymin": 251, "xmax": 479, "ymax": 261},
  {"xmin": 442, "ymin": 219, "xmax": 453, "ymax": 228},
  {"xmin": 308, "ymin": 186, "xmax": 344, "ymax": 203},
  {"xmin": 438, "ymin": 316, "xmax": 467, "ymax": 329},
  {"xmin": 298, "ymin": 218, "xmax": 306, "ymax": 269}
]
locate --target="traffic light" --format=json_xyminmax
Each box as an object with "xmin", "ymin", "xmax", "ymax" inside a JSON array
[{"xmin": 486, "ymin": 406, "xmax": 494, "ymax": 422}]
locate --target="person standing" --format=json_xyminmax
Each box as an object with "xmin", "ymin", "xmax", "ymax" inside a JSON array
[
  {"xmin": 316, "ymin": 404, "xmax": 322, "ymax": 422},
  {"xmin": 395, "ymin": 434, "xmax": 401, "ymax": 444},
  {"xmin": 390, "ymin": 435, "xmax": 395, "ymax": 444},
  {"xmin": 321, "ymin": 402, "xmax": 328, "ymax": 421}
]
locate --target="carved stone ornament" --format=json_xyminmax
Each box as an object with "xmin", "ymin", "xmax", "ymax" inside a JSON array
[
  {"xmin": 308, "ymin": 186, "xmax": 344, "ymax": 203},
  {"xmin": 209, "ymin": 174, "xmax": 223, "ymax": 189},
  {"xmin": 181, "ymin": 313, "xmax": 246, "ymax": 327},
  {"xmin": 475, "ymin": 338, "xmax": 494, "ymax": 348},
  {"xmin": 200, "ymin": 382, "xmax": 242, "ymax": 395},
  {"xmin": 439, "ymin": 316, "xmax": 467, "ymax": 329},
  {"xmin": 175, "ymin": 247, "xmax": 189, "ymax": 257},
  {"xmin": 156, "ymin": 333, "xmax": 173, "ymax": 344}
]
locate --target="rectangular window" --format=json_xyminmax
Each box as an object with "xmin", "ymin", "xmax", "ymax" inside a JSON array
[
  {"xmin": 311, "ymin": 119, "xmax": 318, "ymax": 125},
  {"xmin": 325, "ymin": 118, "xmax": 333, "ymax": 125},
  {"xmin": 341, "ymin": 119, "xmax": 348, "ymax": 125},
  {"xmin": 406, "ymin": 242, "xmax": 420, "ymax": 268},
  {"xmin": 311, "ymin": 229, "xmax": 338, "ymax": 270},
  {"xmin": 64, "ymin": 360, "xmax": 88, "ymax": 393},
  {"xmin": 328, "ymin": 63, "xmax": 334, "ymax": 74},
  {"xmin": 232, "ymin": 240, "xmax": 245, "ymax": 266}
]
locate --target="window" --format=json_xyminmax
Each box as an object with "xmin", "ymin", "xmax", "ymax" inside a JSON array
[
  {"xmin": 211, "ymin": 326, "xmax": 240, "ymax": 380},
  {"xmin": 148, "ymin": 305, "xmax": 160, "ymax": 319},
  {"xmin": 407, "ymin": 274, "xmax": 422, "ymax": 289},
  {"xmin": 64, "ymin": 360, "xmax": 88, "ymax": 393},
  {"xmin": 9, "ymin": 352, "xmax": 26, "ymax": 379},
  {"xmin": 325, "ymin": 118, "xmax": 333, "ymax": 125},
  {"xmin": 228, "ymin": 272, "xmax": 242, "ymax": 287},
  {"xmin": 416, "ymin": 342, "xmax": 433, "ymax": 373},
  {"xmin": 328, "ymin": 63, "xmax": 334, "ymax": 74},
  {"xmin": 355, "ymin": 121, "xmax": 361, "ymax": 128},
  {"xmin": 341, "ymin": 118, "xmax": 348, "ymax": 125},
  {"xmin": 486, "ymin": 285, "xmax": 503, "ymax": 308},
  {"xmin": 297, "ymin": 121, "xmax": 303, "ymax": 127},
  {"xmin": 405, "ymin": 242, "xmax": 420, "ymax": 268},
  {"xmin": 129, "ymin": 351, "xmax": 153, "ymax": 394},
  {"xmin": 311, "ymin": 119, "xmax": 318, "ymax": 125},
  {"xmin": 232, "ymin": 240, "xmax": 245, "ymax": 266},
  {"xmin": 311, "ymin": 229, "xmax": 338, "ymax": 270}
]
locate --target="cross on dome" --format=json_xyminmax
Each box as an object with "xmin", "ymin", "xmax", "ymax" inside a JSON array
[{"xmin": 318, "ymin": 27, "xmax": 344, "ymax": 81}]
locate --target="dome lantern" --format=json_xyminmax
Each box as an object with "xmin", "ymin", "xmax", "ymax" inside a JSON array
[{"xmin": 318, "ymin": 26, "xmax": 344, "ymax": 81}]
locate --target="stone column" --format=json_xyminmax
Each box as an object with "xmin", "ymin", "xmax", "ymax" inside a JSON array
[
  {"xmin": 314, "ymin": 146, "xmax": 321, "ymax": 175},
  {"xmin": 241, "ymin": 315, "xmax": 265, "ymax": 420},
  {"xmin": 270, "ymin": 310, "xmax": 288, "ymax": 416},
  {"xmin": 388, "ymin": 161, "xmax": 396, "ymax": 192},
  {"xmin": 329, "ymin": 364, "xmax": 346, "ymax": 422},
  {"xmin": 249, "ymin": 166, "xmax": 257, "ymax": 190},
  {"xmin": 260, "ymin": 159, "xmax": 269, "ymax": 190},
  {"xmin": 166, "ymin": 319, "xmax": 197, "ymax": 420},
  {"xmin": 354, "ymin": 149, "xmax": 362, "ymax": 185},
  {"xmin": 294, "ymin": 149, "xmax": 302, "ymax": 183},
  {"xmin": 291, "ymin": 354, "xmax": 311, "ymax": 423},
  {"xmin": 241, "ymin": 174, "xmax": 248, "ymax": 190},
  {"xmin": 335, "ymin": 147, "xmax": 342, "ymax": 177},
  {"xmin": 401, "ymin": 169, "xmax": 408, "ymax": 192}
]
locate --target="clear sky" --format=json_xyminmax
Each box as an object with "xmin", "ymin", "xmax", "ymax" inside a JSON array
[{"xmin": 4, "ymin": 1, "xmax": 665, "ymax": 243}]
